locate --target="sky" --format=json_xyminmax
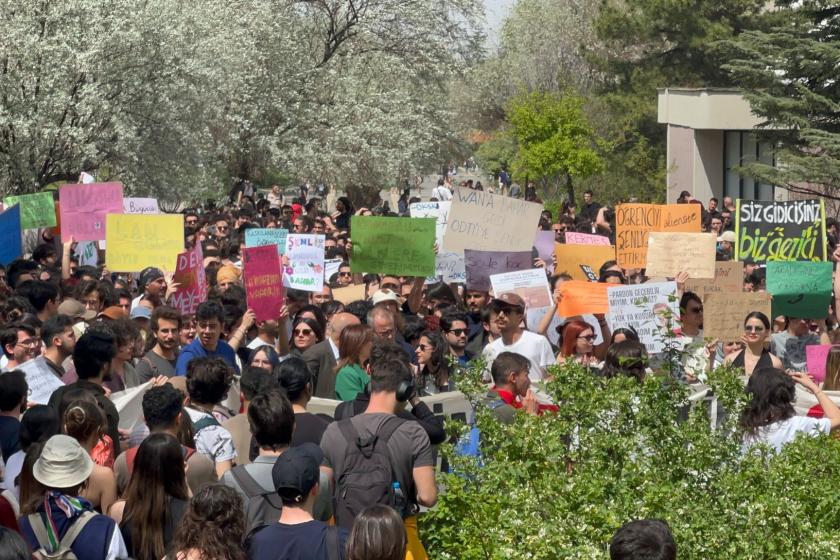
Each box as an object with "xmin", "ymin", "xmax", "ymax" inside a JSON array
[{"xmin": 483, "ymin": 0, "xmax": 515, "ymax": 34}]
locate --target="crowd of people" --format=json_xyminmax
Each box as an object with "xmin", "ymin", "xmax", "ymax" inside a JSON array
[{"xmin": 0, "ymin": 175, "xmax": 837, "ymax": 560}]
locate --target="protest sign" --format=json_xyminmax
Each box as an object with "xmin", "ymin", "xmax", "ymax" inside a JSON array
[
  {"xmin": 703, "ymin": 292, "xmax": 772, "ymax": 341},
  {"xmin": 735, "ymin": 199, "xmax": 826, "ymax": 264},
  {"xmin": 607, "ymin": 282, "xmax": 679, "ymax": 353},
  {"xmin": 123, "ymin": 198, "xmax": 160, "ymax": 214},
  {"xmin": 490, "ymin": 269, "xmax": 551, "ymax": 308},
  {"xmin": 59, "ymin": 182, "xmax": 123, "ymax": 241},
  {"xmin": 74, "ymin": 241, "xmax": 99, "ymax": 267},
  {"xmin": 645, "ymin": 232, "xmax": 717, "ymax": 279},
  {"xmin": 766, "ymin": 261, "xmax": 833, "ymax": 319},
  {"xmin": 564, "ymin": 231, "xmax": 611, "ymax": 246},
  {"xmin": 3, "ymin": 192, "xmax": 56, "ymax": 229},
  {"xmin": 464, "ymin": 250, "xmax": 532, "ymax": 293},
  {"xmin": 245, "ymin": 228, "xmax": 288, "ymax": 255},
  {"xmin": 172, "ymin": 243, "xmax": 207, "ymax": 315},
  {"xmin": 443, "ymin": 188, "xmax": 543, "ymax": 253},
  {"xmin": 324, "ymin": 258, "xmax": 342, "ymax": 282},
  {"xmin": 332, "ymin": 284, "xmax": 366, "ymax": 305},
  {"xmin": 408, "ymin": 202, "xmax": 464, "ymax": 279},
  {"xmin": 0, "ymin": 205, "xmax": 22, "ymax": 265},
  {"xmin": 106, "ymin": 214, "xmax": 183, "ymax": 272},
  {"xmin": 557, "ymin": 281, "xmax": 609, "ymax": 316},
  {"xmin": 554, "ymin": 244, "xmax": 616, "ymax": 281},
  {"xmin": 18, "ymin": 358, "xmax": 64, "ymax": 405},
  {"xmin": 350, "ymin": 216, "xmax": 435, "ymax": 277},
  {"xmin": 685, "ymin": 261, "xmax": 743, "ymax": 298},
  {"xmin": 806, "ymin": 345, "xmax": 832, "ymax": 383},
  {"xmin": 615, "ymin": 204, "xmax": 701, "ymax": 268},
  {"xmin": 533, "ymin": 231, "xmax": 556, "ymax": 263},
  {"xmin": 284, "ymin": 234, "xmax": 325, "ymax": 292},
  {"xmin": 111, "ymin": 382, "xmax": 152, "ymax": 431},
  {"xmin": 244, "ymin": 245, "xmax": 284, "ymax": 321},
  {"xmin": 432, "ymin": 252, "xmax": 466, "ymax": 283},
  {"xmin": 409, "ymin": 201, "xmax": 450, "ymax": 244}
]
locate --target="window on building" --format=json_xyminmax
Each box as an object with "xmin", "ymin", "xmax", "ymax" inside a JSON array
[{"xmin": 724, "ymin": 131, "xmax": 775, "ymax": 201}]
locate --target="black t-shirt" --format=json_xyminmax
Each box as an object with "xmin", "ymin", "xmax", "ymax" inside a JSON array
[
  {"xmin": 248, "ymin": 520, "xmax": 348, "ymax": 560},
  {"xmin": 0, "ymin": 416, "xmax": 20, "ymax": 462},
  {"xmin": 291, "ymin": 412, "xmax": 331, "ymax": 447}
]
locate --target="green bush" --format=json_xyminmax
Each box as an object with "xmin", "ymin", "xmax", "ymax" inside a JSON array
[{"xmin": 422, "ymin": 362, "xmax": 840, "ymax": 559}]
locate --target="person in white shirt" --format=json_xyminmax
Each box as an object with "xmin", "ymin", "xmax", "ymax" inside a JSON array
[
  {"xmin": 431, "ymin": 178, "xmax": 452, "ymax": 201},
  {"xmin": 482, "ymin": 293, "xmax": 555, "ymax": 381}
]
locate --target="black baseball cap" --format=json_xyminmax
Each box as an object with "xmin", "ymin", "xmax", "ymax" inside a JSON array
[{"xmin": 272, "ymin": 443, "xmax": 323, "ymax": 503}]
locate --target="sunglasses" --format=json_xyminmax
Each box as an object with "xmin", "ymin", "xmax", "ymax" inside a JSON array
[
  {"xmin": 217, "ymin": 226, "xmax": 229, "ymax": 231},
  {"xmin": 417, "ymin": 343, "xmax": 432, "ymax": 351},
  {"xmin": 578, "ymin": 334, "xmax": 596, "ymax": 341},
  {"xmin": 446, "ymin": 328, "xmax": 468, "ymax": 336},
  {"xmin": 744, "ymin": 325, "xmax": 765, "ymax": 333},
  {"xmin": 294, "ymin": 328, "xmax": 313, "ymax": 336},
  {"xmin": 339, "ymin": 271, "xmax": 352, "ymax": 277}
]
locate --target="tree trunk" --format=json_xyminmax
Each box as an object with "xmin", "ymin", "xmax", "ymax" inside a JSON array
[{"xmin": 565, "ymin": 173, "xmax": 575, "ymax": 204}]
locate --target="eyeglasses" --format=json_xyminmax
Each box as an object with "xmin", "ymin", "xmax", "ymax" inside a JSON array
[
  {"xmin": 294, "ymin": 328, "xmax": 313, "ymax": 336},
  {"xmin": 16, "ymin": 338, "xmax": 39, "ymax": 348},
  {"xmin": 446, "ymin": 328, "xmax": 468, "ymax": 336},
  {"xmin": 744, "ymin": 325, "xmax": 765, "ymax": 333},
  {"xmin": 577, "ymin": 334, "xmax": 596, "ymax": 341},
  {"xmin": 339, "ymin": 271, "xmax": 352, "ymax": 277},
  {"xmin": 217, "ymin": 226, "xmax": 228, "ymax": 232}
]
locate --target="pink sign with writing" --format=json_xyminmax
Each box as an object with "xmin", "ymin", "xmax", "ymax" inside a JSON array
[
  {"xmin": 171, "ymin": 244, "xmax": 207, "ymax": 315},
  {"xmin": 59, "ymin": 182, "xmax": 124, "ymax": 241},
  {"xmin": 564, "ymin": 232, "xmax": 611, "ymax": 246},
  {"xmin": 806, "ymin": 344, "xmax": 833, "ymax": 383},
  {"xmin": 243, "ymin": 245, "xmax": 284, "ymax": 322}
]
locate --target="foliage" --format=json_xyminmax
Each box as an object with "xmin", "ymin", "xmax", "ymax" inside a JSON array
[
  {"xmin": 723, "ymin": 1, "xmax": 840, "ymax": 201},
  {"xmin": 474, "ymin": 135, "xmax": 515, "ymax": 178},
  {"xmin": 423, "ymin": 361, "xmax": 840, "ymax": 559}
]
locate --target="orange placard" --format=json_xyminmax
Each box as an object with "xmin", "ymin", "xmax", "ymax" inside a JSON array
[
  {"xmin": 557, "ymin": 281, "xmax": 610, "ymax": 316},
  {"xmin": 615, "ymin": 204, "xmax": 701, "ymax": 269},
  {"xmin": 554, "ymin": 244, "xmax": 616, "ymax": 281}
]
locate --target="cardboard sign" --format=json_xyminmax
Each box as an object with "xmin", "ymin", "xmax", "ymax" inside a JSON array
[
  {"xmin": 615, "ymin": 204, "xmax": 701, "ymax": 268},
  {"xmin": 766, "ymin": 261, "xmax": 833, "ymax": 319},
  {"xmin": 105, "ymin": 214, "xmax": 183, "ymax": 272},
  {"xmin": 607, "ymin": 282, "xmax": 679, "ymax": 353},
  {"xmin": 645, "ymin": 232, "xmax": 717, "ymax": 279},
  {"xmin": 350, "ymin": 216, "xmax": 436, "ymax": 277},
  {"xmin": 123, "ymin": 198, "xmax": 160, "ymax": 214},
  {"xmin": 332, "ymin": 284, "xmax": 366, "ymax": 305},
  {"xmin": 3, "ymin": 192, "xmax": 56, "ymax": 229},
  {"xmin": 244, "ymin": 245, "xmax": 284, "ymax": 321},
  {"xmin": 564, "ymin": 231, "xmax": 611, "ymax": 246},
  {"xmin": 443, "ymin": 188, "xmax": 543, "ymax": 253},
  {"xmin": 18, "ymin": 358, "xmax": 65, "ymax": 405},
  {"xmin": 490, "ymin": 269, "xmax": 551, "ymax": 309},
  {"xmin": 554, "ymin": 244, "xmax": 616, "ymax": 281},
  {"xmin": 558, "ymin": 281, "xmax": 609, "ymax": 316},
  {"xmin": 0, "ymin": 205, "xmax": 22, "ymax": 265},
  {"xmin": 686, "ymin": 261, "xmax": 744, "ymax": 297},
  {"xmin": 806, "ymin": 345, "xmax": 832, "ymax": 383},
  {"xmin": 172, "ymin": 243, "xmax": 207, "ymax": 315},
  {"xmin": 703, "ymin": 292, "xmax": 772, "ymax": 341},
  {"xmin": 59, "ymin": 182, "xmax": 124, "ymax": 241},
  {"xmin": 284, "ymin": 234, "xmax": 325, "ymax": 292},
  {"xmin": 245, "ymin": 228, "xmax": 288, "ymax": 255},
  {"xmin": 464, "ymin": 250, "xmax": 532, "ymax": 293},
  {"xmin": 735, "ymin": 199, "xmax": 826, "ymax": 264}
]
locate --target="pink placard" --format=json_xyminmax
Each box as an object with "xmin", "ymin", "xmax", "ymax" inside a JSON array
[
  {"xmin": 171, "ymin": 244, "xmax": 206, "ymax": 315},
  {"xmin": 533, "ymin": 231, "xmax": 555, "ymax": 263},
  {"xmin": 59, "ymin": 182, "xmax": 123, "ymax": 241},
  {"xmin": 806, "ymin": 344, "xmax": 833, "ymax": 383},
  {"xmin": 564, "ymin": 231, "xmax": 611, "ymax": 246},
  {"xmin": 243, "ymin": 245, "xmax": 284, "ymax": 322}
]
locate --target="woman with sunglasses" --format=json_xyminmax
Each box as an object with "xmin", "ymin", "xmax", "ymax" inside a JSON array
[
  {"xmin": 414, "ymin": 330, "xmax": 453, "ymax": 395},
  {"xmin": 724, "ymin": 312, "xmax": 783, "ymax": 375},
  {"xmin": 557, "ymin": 320, "xmax": 601, "ymax": 368},
  {"xmin": 289, "ymin": 317, "xmax": 323, "ymax": 357}
]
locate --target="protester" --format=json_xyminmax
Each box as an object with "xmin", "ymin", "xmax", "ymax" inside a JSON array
[
  {"xmin": 414, "ymin": 330, "xmax": 453, "ymax": 394},
  {"xmin": 248, "ymin": 345, "xmax": 281, "ymax": 371},
  {"xmin": 610, "ymin": 519, "xmax": 676, "ymax": 560},
  {"xmin": 184, "ymin": 357, "xmax": 237, "ymax": 477},
  {"xmin": 275, "ymin": 358, "xmax": 332, "ymax": 447},
  {"xmin": 335, "ymin": 324, "xmax": 374, "ymax": 401},
  {"xmin": 223, "ymin": 365, "xmax": 277, "ymax": 466},
  {"xmin": 176, "ymin": 301, "xmax": 240, "ymax": 375},
  {"xmin": 557, "ymin": 320, "xmax": 602, "ymax": 368},
  {"xmin": 601, "ymin": 341, "xmax": 649, "ymax": 382},
  {"xmin": 61, "ymin": 398, "xmax": 118, "ymax": 512},
  {"xmin": 290, "ymin": 316, "xmax": 323, "ymax": 356},
  {"xmin": 0, "ymin": 322, "xmax": 40, "ymax": 371},
  {"xmin": 724, "ymin": 312, "xmax": 783, "ymax": 375},
  {"xmin": 770, "ymin": 316, "xmax": 824, "ymax": 371},
  {"xmin": 171, "ymin": 484, "xmax": 246, "ymax": 560},
  {"xmin": 346, "ymin": 504, "xmax": 406, "ymax": 560},
  {"xmin": 0, "ymin": 370, "xmax": 26, "ymax": 463},
  {"xmin": 136, "ymin": 306, "xmax": 181, "ymax": 381},
  {"xmin": 37, "ymin": 314, "xmax": 76, "ymax": 380},
  {"xmin": 303, "ymin": 312, "xmax": 360, "ymax": 398}
]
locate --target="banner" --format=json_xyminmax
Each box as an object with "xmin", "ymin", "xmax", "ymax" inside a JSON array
[
  {"xmin": 123, "ymin": 198, "xmax": 160, "ymax": 214},
  {"xmin": 735, "ymin": 199, "xmax": 826, "ymax": 264},
  {"xmin": 766, "ymin": 261, "xmax": 833, "ymax": 319},
  {"xmin": 59, "ymin": 182, "xmax": 124, "ymax": 241},
  {"xmin": 410, "ymin": 202, "xmax": 464, "ymax": 280},
  {"xmin": 350, "ymin": 216, "xmax": 435, "ymax": 277},
  {"xmin": 703, "ymin": 292, "xmax": 772, "ymax": 341},
  {"xmin": 490, "ymin": 269, "xmax": 551, "ymax": 309},
  {"xmin": 284, "ymin": 234, "xmax": 325, "ymax": 292},
  {"xmin": 554, "ymin": 244, "xmax": 616, "ymax": 281},
  {"xmin": 686, "ymin": 261, "xmax": 743, "ymax": 298},
  {"xmin": 558, "ymin": 281, "xmax": 609, "ymax": 316},
  {"xmin": 806, "ymin": 345, "xmax": 832, "ymax": 383},
  {"xmin": 18, "ymin": 358, "xmax": 65, "ymax": 405},
  {"xmin": 245, "ymin": 228, "xmax": 288, "ymax": 255},
  {"xmin": 615, "ymin": 204, "xmax": 701, "ymax": 268},
  {"xmin": 244, "ymin": 245, "xmax": 285, "ymax": 321},
  {"xmin": 172, "ymin": 243, "xmax": 207, "ymax": 315},
  {"xmin": 111, "ymin": 382, "xmax": 152, "ymax": 431},
  {"xmin": 332, "ymin": 284, "xmax": 366, "ymax": 305},
  {"xmin": 3, "ymin": 192, "xmax": 56, "ymax": 229},
  {"xmin": 607, "ymin": 282, "xmax": 679, "ymax": 353},
  {"xmin": 443, "ymin": 188, "xmax": 543, "ymax": 253},
  {"xmin": 645, "ymin": 232, "xmax": 717, "ymax": 279},
  {"xmin": 464, "ymin": 250, "xmax": 532, "ymax": 293},
  {"xmin": 564, "ymin": 231, "xmax": 611, "ymax": 246},
  {"xmin": 0, "ymin": 205, "xmax": 22, "ymax": 265},
  {"xmin": 105, "ymin": 214, "xmax": 183, "ymax": 272}
]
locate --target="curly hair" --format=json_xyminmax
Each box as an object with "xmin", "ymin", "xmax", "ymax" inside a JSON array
[
  {"xmin": 740, "ymin": 367, "xmax": 796, "ymax": 437},
  {"xmin": 171, "ymin": 484, "xmax": 245, "ymax": 560}
]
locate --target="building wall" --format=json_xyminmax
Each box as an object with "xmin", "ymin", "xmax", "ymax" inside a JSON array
[{"xmin": 666, "ymin": 124, "xmax": 695, "ymax": 202}]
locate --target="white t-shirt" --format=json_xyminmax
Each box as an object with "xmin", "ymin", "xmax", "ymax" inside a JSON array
[
  {"xmin": 431, "ymin": 186, "xmax": 452, "ymax": 201},
  {"xmin": 742, "ymin": 415, "xmax": 831, "ymax": 454},
  {"xmin": 482, "ymin": 330, "xmax": 555, "ymax": 381},
  {"xmin": 185, "ymin": 407, "xmax": 237, "ymax": 464}
]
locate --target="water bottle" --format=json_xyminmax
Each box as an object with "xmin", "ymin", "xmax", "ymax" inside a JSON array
[{"xmin": 392, "ymin": 481, "xmax": 407, "ymax": 517}]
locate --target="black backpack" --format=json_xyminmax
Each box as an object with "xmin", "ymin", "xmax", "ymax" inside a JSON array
[
  {"xmin": 229, "ymin": 465, "xmax": 283, "ymax": 541},
  {"xmin": 333, "ymin": 415, "xmax": 405, "ymax": 529}
]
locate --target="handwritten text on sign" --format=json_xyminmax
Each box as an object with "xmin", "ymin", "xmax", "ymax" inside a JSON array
[
  {"xmin": 615, "ymin": 204, "xmax": 700, "ymax": 268},
  {"xmin": 123, "ymin": 198, "xmax": 160, "ymax": 214},
  {"xmin": 105, "ymin": 214, "xmax": 183, "ymax": 272},
  {"xmin": 3, "ymin": 192, "xmax": 56, "ymax": 229},
  {"xmin": 350, "ymin": 216, "xmax": 436, "ymax": 277},
  {"xmin": 244, "ymin": 245, "xmax": 284, "ymax": 321},
  {"xmin": 735, "ymin": 199, "xmax": 826, "ymax": 264},
  {"xmin": 59, "ymin": 182, "xmax": 124, "ymax": 241},
  {"xmin": 172, "ymin": 243, "xmax": 207, "ymax": 315},
  {"xmin": 766, "ymin": 261, "xmax": 833, "ymax": 319},
  {"xmin": 703, "ymin": 292, "xmax": 772, "ymax": 341},
  {"xmin": 245, "ymin": 228, "xmax": 288, "ymax": 255},
  {"xmin": 645, "ymin": 232, "xmax": 717, "ymax": 279},
  {"xmin": 443, "ymin": 188, "xmax": 543, "ymax": 253},
  {"xmin": 464, "ymin": 250, "xmax": 532, "ymax": 293},
  {"xmin": 607, "ymin": 282, "xmax": 678, "ymax": 354},
  {"xmin": 284, "ymin": 234, "xmax": 325, "ymax": 292}
]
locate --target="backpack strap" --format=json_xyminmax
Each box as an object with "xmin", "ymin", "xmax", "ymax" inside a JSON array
[
  {"xmin": 28, "ymin": 511, "xmax": 96, "ymax": 553},
  {"xmin": 337, "ymin": 418, "xmax": 362, "ymax": 450},
  {"xmin": 325, "ymin": 525, "xmax": 340, "ymax": 560},
  {"xmin": 191, "ymin": 411, "xmax": 220, "ymax": 433},
  {"xmin": 230, "ymin": 466, "xmax": 264, "ymax": 499},
  {"xmin": 58, "ymin": 511, "xmax": 96, "ymax": 550},
  {"xmin": 27, "ymin": 513, "xmax": 53, "ymax": 551}
]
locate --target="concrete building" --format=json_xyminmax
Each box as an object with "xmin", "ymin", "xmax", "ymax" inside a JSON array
[{"xmin": 657, "ymin": 88, "xmax": 784, "ymax": 204}]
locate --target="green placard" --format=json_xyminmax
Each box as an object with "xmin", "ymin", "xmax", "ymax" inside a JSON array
[
  {"xmin": 766, "ymin": 261, "xmax": 833, "ymax": 319},
  {"xmin": 350, "ymin": 216, "xmax": 436, "ymax": 277},
  {"xmin": 3, "ymin": 192, "xmax": 56, "ymax": 230}
]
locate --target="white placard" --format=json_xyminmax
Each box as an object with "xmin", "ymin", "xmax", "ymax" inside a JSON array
[
  {"xmin": 607, "ymin": 282, "xmax": 679, "ymax": 354},
  {"xmin": 17, "ymin": 357, "xmax": 65, "ymax": 405},
  {"xmin": 410, "ymin": 201, "xmax": 464, "ymax": 281},
  {"xmin": 123, "ymin": 197, "xmax": 160, "ymax": 215},
  {"xmin": 74, "ymin": 241, "xmax": 98, "ymax": 267},
  {"xmin": 490, "ymin": 268, "xmax": 551, "ymax": 309},
  {"xmin": 284, "ymin": 234, "xmax": 325, "ymax": 292},
  {"xmin": 110, "ymin": 381, "xmax": 152, "ymax": 431}
]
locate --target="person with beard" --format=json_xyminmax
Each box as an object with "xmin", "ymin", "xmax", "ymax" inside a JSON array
[
  {"xmin": 439, "ymin": 309, "xmax": 472, "ymax": 366},
  {"xmin": 463, "ymin": 289, "xmax": 489, "ymax": 340},
  {"xmin": 48, "ymin": 327, "xmax": 122, "ymax": 457},
  {"xmin": 136, "ymin": 306, "xmax": 182, "ymax": 382}
]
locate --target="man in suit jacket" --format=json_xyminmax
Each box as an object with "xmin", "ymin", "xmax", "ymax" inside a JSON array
[{"xmin": 303, "ymin": 312, "xmax": 360, "ymax": 398}]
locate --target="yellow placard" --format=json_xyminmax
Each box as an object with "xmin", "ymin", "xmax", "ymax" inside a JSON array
[
  {"xmin": 554, "ymin": 244, "xmax": 616, "ymax": 281},
  {"xmin": 105, "ymin": 214, "xmax": 183, "ymax": 272}
]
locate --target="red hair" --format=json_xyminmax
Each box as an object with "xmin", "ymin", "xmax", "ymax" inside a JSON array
[{"xmin": 560, "ymin": 320, "xmax": 594, "ymax": 358}]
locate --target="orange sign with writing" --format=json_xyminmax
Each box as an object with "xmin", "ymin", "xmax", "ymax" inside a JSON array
[{"xmin": 615, "ymin": 204, "xmax": 701, "ymax": 269}]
